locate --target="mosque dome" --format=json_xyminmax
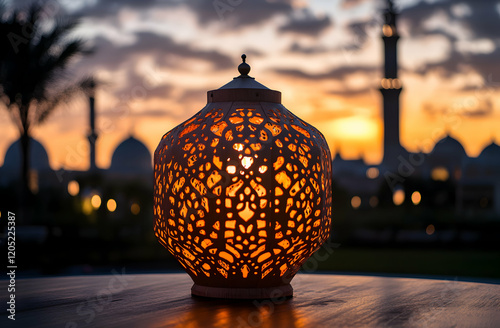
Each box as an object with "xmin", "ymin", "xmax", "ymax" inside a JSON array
[
  {"xmin": 109, "ymin": 136, "xmax": 152, "ymax": 173},
  {"xmin": 430, "ymin": 135, "xmax": 466, "ymax": 158},
  {"xmin": 478, "ymin": 141, "xmax": 500, "ymax": 163},
  {"xmin": 3, "ymin": 137, "xmax": 51, "ymax": 171}
]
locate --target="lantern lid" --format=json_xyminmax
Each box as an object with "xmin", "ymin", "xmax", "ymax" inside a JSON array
[{"xmin": 207, "ymin": 54, "xmax": 281, "ymax": 103}]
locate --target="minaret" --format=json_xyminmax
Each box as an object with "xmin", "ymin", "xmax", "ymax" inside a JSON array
[
  {"xmin": 88, "ymin": 81, "xmax": 98, "ymax": 171},
  {"xmin": 380, "ymin": 0, "xmax": 403, "ymax": 167}
]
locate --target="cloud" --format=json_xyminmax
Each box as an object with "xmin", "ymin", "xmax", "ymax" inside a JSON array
[
  {"xmin": 423, "ymin": 94, "xmax": 495, "ymax": 118},
  {"xmin": 288, "ymin": 42, "xmax": 328, "ymax": 54},
  {"xmin": 329, "ymin": 87, "xmax": 372, "ymax": 97},
  {"xmin": 67, "ymin": 31, "xmax": 234, "ymax": 117},
  {"xmin": 73, "ymin": 31, "xmax": 233, "ymax": 75},
  {"xmin": 71, "ymin": 0, "xmax": 169, "ymax": 18},
  {"xmin": 74, "ymin": 0, "xmax": 295, "ymax": 29},
  {"xmin": 128, "ymin": 31, "xmax": 233, "ymax": 69},
  {"xmin": 398, "ymin": 0, "xmax": 500, "ymax": 82},
  {"xmin": 344, "ymin": 18, "xmax": 379, "ymax": 51},
  {"xmin": 100, "ymin": 108, "xmax": 173, "ymax": 118},
  {"xmin": 340, "ymin": 0, "xmax": 370, "ymax": 9},
  {"xmin": 415, "ymin": 45, "xmax": 500, "ymax": 82},
  {"xmin": 112, "ymin": 70, "xmax": 173, "ymax": 99},
  {"xmin": 275, "ymin": 65, "xmax": 379, "ymax": 80},
  {"xmin": 401, "ymin": 0, "xmax": 500, "ymax": 40},
  {"xmin": 279, "ymin": 8, "xmax": 333, "ymax": 36},
  {"xmin": 186, "ymin": 0, "xmax": 294, "ymax": 27}
]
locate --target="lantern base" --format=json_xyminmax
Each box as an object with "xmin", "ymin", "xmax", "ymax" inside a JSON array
[{"xmin": 191, "ymin": 283, "xmax": 293, "ymax": 299}]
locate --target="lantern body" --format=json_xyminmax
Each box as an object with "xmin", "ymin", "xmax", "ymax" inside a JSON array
[{"xmin": 154, "ymin": 63, "xmax": 332, "ymax": 298}]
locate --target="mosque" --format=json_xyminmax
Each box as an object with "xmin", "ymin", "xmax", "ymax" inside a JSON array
[
  {"xmin": 0, "ymin": 86, "xmax": 152, "ymax": 215},
  {"xmin": 332, "ymin": 0, "xmax": 500, "ymax": 216},
  {"xmin": 1, "ymin": 0, "xmax": 499, "ymax": 217}
]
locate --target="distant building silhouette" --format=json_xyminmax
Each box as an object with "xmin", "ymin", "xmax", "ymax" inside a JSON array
[
  {"xmin": 381, "ymin": 0, "xmax": 406, "ymax": 169},
  {"xmin": 331, "ymin": 0, "xmax": 500, "ymax": 217},
  {"xmin": 88, "ymin": 81, "xmax": 98, "ymax": 172},
  {"xmin": 109, "ymin": 136, "xmax": 152, "ymax": 177},
  {"xmin": 0, "ymin": 91, "xmax": 152, "ymax": 192},
  {"xmin": 1, "ymin": 138, "xmax": 53, "ymax": 192}
]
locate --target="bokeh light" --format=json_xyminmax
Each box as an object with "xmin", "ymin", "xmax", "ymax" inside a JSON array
[
  {"xmin": 351, "ymin": 196, "xmax": 361, "ymax": 209},
  {"xmin": 91, "ymin": 194, "xmax": 101, "ymax": 209},
  {"xmin": 107, "ymin": 199, "xmax": 117, "ymax": 212},
  {"xmin": 366, "ymin": 167, "xmax": 379, "ymax": 179},
  {"xmin": 431, "ymin": 167, "xmax": 449, "ymax": 181},
  {"xmin": 393, "ymin": 189, "xmax": 405, "ymax": 206},
  {"xmin": 131, "ymin": 203, "xmax": 141, "ymax": 215},
  {"xmin": 67, "ymin": 180, "xmax": 79, "ymax": 196},
  {"xmin": 411, "ymin": 191, "xmax": 422, "ymax": 205},
  {"xmin": 426, "ymin": 224, "xmax": 435, "ymax": 235},
  {"xmin": 82, "ymin": 197, "xmax": 93, "ymax": 215}
]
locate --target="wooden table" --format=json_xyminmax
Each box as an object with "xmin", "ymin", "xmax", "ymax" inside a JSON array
[{"xmin": 2, "ymin": 273, "xmax": 500, "ymax": 327}]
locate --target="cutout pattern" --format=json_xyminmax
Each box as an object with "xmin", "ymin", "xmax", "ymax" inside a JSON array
[{"xmin": 154, "ymin": 103, "xmax": 332, "ymax": 287}]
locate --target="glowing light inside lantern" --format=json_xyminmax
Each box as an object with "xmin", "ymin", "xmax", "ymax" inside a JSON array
[
  {"xmin": 153, "ymin": 55, "xmax": 332, "ymax": 299},
  {"xmin": 227, "ymin": 165, "xmax": 237, "ymax": 174},
  {"xmin": 241, "ymin": 156, "xmax": 253, "ymax": 169}
]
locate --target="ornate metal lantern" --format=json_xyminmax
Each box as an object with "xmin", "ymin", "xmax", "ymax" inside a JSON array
[{"xmin": 154, "ymin": 55, "xmax": 332, "ymax": 299}]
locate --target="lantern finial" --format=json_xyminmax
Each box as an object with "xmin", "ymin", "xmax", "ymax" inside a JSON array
[{"xmin": 238, "ymin": 54, "xmax": 251, "ymax": 76}]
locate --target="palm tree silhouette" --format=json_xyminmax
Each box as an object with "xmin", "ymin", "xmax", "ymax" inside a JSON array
[{"xmin": 0, "ymin": 3, "xmax": 95, "ymax": 211}]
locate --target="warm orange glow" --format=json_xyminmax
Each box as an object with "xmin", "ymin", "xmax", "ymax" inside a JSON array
[
  {"xmin": 393, "ymin": 189, "xmax": 405, "ymax": 206},
  {"xmin": 366, "ymin": 167, "xmax": 379, "ymax": 179},
  {"xmin": 331, "ymin": 116, "xmax": 378, "ymax": 140},
  {"xmin": 411, "ymin": 191, "xmax": 421, "ymax": 205},
  {"xmin": 426, "ymin": 224, "xmax": 435, "ymax": 235},
  {"xmin": 241, "ymin": 156, "xmax": 253, "ymax": 169},
  {"xmin": 381, "ymin": 78, "xmax": 391, "ymax": 89},
  {"xmin": 107, "ymin": 199, "xmax": 117, "ymax": 212},
  {"xmin": 431, "ymin": 167, "xmax": 449, "ymax": 181},
  {"xmin": 131, "ymin": 203, "xmax": 140, "ymax": 215},
  {"xmin": 154, "ymin": 103, "xmax": 332, "ymax": 292},
  {"xmin": 351, "ymin": 196, "xmax": 361, "ymax": 209},
  {"xmin": 383, "ymin": 24, "xmax": 394, "ymax": 37},
  {"xmin": 381, "ymin": 78, "xmax": 402, "ymax": 90},
  {"xmin": 233, "ymin": 143, "xmax": 244, "ymax": 151},
  {"xmin": 91, "ymin": 194, "xmax": 101, "ymax": 209},
  {"xmin": 82, "ymin": 197, "xmax": 93, "ymax": 215},
  {"xmin": 67, "ymin": 180, "xmax": 79, "ymax": 196}
]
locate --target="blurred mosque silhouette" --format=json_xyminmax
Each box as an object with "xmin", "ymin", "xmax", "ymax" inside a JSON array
[
  {"xmin": 0, "ymin": 85, "xmax": 152, "ymax": 217},
  {"xmin": 0, "ymin": 0, "xmax": 499, "ymax": 219},
  {"xmin": 333, "ymin": 1, "xmax": 500, "ymax": 217}
]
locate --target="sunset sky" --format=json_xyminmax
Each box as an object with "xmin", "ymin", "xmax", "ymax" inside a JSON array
[{"xmin": 1, "ymin": 0, "xmax": 499, "ymax": 170}]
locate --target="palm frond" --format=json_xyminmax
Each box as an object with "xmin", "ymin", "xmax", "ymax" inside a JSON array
[
  {"xmin": 35, "ymin": 76, "xmax": 98, "ymax": 125},
  {"xmin": 0, "ymin": 2, "xmax": 94, "ymax": 130}
]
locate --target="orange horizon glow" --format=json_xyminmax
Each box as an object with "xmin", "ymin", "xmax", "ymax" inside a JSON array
[{"xmin": 1, "ymin": 72, "xmax": 499, "ymax": 171}]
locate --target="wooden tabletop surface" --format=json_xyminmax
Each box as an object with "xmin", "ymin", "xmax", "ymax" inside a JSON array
[{"xmin": 2, "ymin": 273, "xmax": 500, "ymax": 327}]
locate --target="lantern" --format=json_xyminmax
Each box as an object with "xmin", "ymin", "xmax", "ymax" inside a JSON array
[{"xmin": 154, "ymin": 55, "xmax": 332, "ymax": 299}]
